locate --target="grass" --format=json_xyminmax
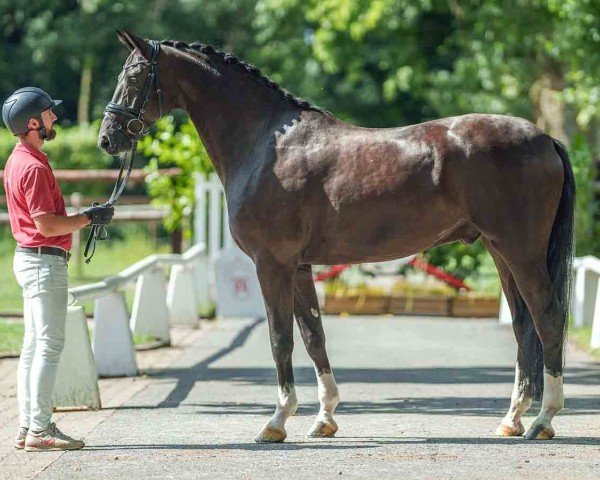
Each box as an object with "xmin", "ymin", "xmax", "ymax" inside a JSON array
[
  {"xmin": 0, "ymin": 320, "xmax": 24, "ymax": 354},
  {"xmin": 0, "ymin": 226, "xmax": 171, "ymax": 315},
  {"xmin": 0, "ymin": 319, "xmax": 165, "ymax": 355},
  {"xmin": 569, "ymin": 324, "xmax": 600, "ymax": 360}
]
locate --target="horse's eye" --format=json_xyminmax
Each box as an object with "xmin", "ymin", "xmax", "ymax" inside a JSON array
[{"xmin": 129, "ymin": 76, "xmax": 137, "ymax": 84}]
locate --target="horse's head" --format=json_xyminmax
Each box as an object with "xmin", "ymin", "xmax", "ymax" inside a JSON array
[{"xmin": 99, "ymin": 31, "xmax": 164, "ymax": 155}]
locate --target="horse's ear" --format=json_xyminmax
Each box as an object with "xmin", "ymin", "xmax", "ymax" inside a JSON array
[
  {"xmin": 120, "ymin": 30, "xmax": 152, "ymax": 61},
  {"xmin": 116, "ymin": 30, "xmax": 135, "ymax": 52}
]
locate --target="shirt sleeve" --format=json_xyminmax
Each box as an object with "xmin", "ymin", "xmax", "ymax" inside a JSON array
[{"xmin": 21, "ymin": 167, "xmax": 57, "ymax": 218}]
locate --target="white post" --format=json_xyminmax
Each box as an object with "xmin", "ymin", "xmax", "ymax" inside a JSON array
[
  {"xmin": 93, "ymin": 291, "xmax": 138, "ymax": 377},
  {"xmin": 573, "ymin": 266, "xmax": 598, "ymax": 327},
  {"xmin": 194, "ymin": 172, "xmax": 208, "ymax": 247},
  {"xmin": 193, "ymin": 254, "xmax": 212, "ymax": 306},
  {"xmin": 209, "ymin": 172, "xmax": 221, "ymax": 260},
  {"xmin": 167, "ymin": 264, "xmax": 199, "ymax": 327},
  {"xmin": 130, "ymin": 268, "xmax": 171, "ymax": 345},
  {"xmin": 223, "ymin": 195, "xmax": 234, "ymax": 249},
  {"xmin": 591, "ymin": 282, "xmax": 600, "ymax": 349},
  {"xmin": 52, "ymin": 306, "xmax": 101, "ymax": 410},
  {"xmin": 498, "ymin": 292, "xmax": 512, "ymax": 325}
]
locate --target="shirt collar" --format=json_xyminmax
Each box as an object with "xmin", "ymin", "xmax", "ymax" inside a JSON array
[{"xmin": 14, "ymin": 142, "xmax": 49, "ymax": 164}]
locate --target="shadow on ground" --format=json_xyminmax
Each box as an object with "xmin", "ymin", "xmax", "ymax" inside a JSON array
[
  {"xmin": 78, "ymin": 435, "xmax": 600, "ymax": 453},
  {"xmin": 110, "ymin": 317, "xmax": 599, "ymax": 418}
]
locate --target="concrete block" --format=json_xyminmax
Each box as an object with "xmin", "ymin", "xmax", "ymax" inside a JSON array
[
  {"xmin": 93, "ymin": 291, "xmax": 138, "ymax": 377},
  {"xmin": 52, "ymin": 306, "xmax": 101, "ymax": 410},
  {"xmin": 131, "ymin": 268, "xmax": 171, "ymax": 344},
  {"xmin": 167, "ymin": 264, "xmax": 199, "ymax": 327}
]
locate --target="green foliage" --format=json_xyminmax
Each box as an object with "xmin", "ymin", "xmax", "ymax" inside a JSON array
[
  {"xmin": 139, "ymin": 116, "xmax": 212, "ymax": 233},
  {"xmin": 570, "ymin": 135, "xmax": 600, "ymax": 256},
  {"xmin": 423, "ymin": 240, "xmax": 487, "ymax": 281}
]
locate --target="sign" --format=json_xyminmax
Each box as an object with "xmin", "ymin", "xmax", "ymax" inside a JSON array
[{"xmin": 215, "ymin": 247, "xmax": 266, "ymax": 318}]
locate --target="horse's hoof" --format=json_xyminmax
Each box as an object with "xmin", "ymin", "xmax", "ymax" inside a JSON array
[
  {"xmin": 254, "ymin": 426, "xmax": 286, "ymax": 443},
  {"xmin": 525, "ymin": 424, "xmax": 555, "ymax": 440},
  {"xmin": 495, "ymin": 421, "xmax": 524, "ymax": 437},
  {"xmin": 307, "ymin": 419, "xmax": 338, "ymax": 438}
]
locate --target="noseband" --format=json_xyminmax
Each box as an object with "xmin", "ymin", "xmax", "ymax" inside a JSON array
[{"xmin": 86, "ymin": 40, "xmax": 163, "ymax": 264}]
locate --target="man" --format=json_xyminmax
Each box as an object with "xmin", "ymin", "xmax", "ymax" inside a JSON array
[{"xmin": 2, "ymin": 87, "xmax": 114, "ymax": 452}]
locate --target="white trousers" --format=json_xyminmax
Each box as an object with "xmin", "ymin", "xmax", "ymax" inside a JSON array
[{"xmin": 13, "ymin": 251, "xmax": 68, "ymax": 431}]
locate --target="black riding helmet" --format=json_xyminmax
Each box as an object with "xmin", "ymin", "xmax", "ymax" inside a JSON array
[{"xmin": 2, "ymin": 87, "xmax": 61, "ymax": 135}]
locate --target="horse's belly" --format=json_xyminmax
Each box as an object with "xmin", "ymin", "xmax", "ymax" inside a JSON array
[{"xmin": 301, "ymin": 203, "xmax": 469, "ymax": 264}]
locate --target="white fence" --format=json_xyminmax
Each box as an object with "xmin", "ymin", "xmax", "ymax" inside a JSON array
[
  {"xmin": 573, "ymin": 256, "xmax": 600, "ymax": 348},
  {"xmin": 194, "ymin": 172, "xmax": 234, "ymax": 259}
]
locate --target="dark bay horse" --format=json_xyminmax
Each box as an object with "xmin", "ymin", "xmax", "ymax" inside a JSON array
[{"xmin": 99, "ymin": 31, "xmax": 575, "ymax": 442}]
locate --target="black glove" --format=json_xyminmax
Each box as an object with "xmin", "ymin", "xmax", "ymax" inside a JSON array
[{"xmin": 83, "ymin": 203, "xmax": 115, "ymax": 225}]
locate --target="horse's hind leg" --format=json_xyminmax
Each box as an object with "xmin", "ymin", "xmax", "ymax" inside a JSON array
[
  {"xmin": 483, "ymin": 240, "xmax": 533, "ymax": 436},
  {"xmin": 489, "ymin": 245, "xmax": 565, "ymax": 440},
  {"xmin": 294, "ymin": 264, "xmax": 340, "ymax": 437}
]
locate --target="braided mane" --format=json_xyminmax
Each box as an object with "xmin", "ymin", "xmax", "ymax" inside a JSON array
[{"xmin": 160, "ymin": 40, "xmax": 331, "ymax": 117}]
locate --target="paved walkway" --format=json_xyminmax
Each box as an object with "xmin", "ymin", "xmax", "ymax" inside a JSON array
[{"xmin": 1, "ymin": 316, "xmax": 599, "ymax": 479}]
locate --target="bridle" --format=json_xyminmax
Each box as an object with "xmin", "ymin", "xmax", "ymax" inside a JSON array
[
  {"xmin": 84, "ymin": 40, "xmax": 163, "ymax": 263},
  {"xmin": 104, "ymin": 39, "xmax": 163, "ymax": 138}
]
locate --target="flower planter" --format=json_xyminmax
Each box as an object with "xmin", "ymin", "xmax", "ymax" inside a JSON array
[
  {"xmin": 323, "ymin": 294, "xmax": 388, "ymax": 315},
  {"xmin": 323, "ymin": 291, "xmax": 500, "ymax": 318},
  {"xmin": 451, "ymin": 296, "xmax": 500, "ymax": 318},
  {"xmin": 388, "ymin": 295, "xmax": 452, "ymax": 316}
]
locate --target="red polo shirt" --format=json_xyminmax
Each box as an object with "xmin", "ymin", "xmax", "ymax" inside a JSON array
[{"xmin": 3, "ymin": 142, "xmax": 72, "ymax": 251}]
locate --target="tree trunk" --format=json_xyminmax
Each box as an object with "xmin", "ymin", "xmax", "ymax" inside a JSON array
[
  {"xmin": 77, "ymin": 54, "xmax": 94, "ymax": 125},
  {"xmin": 530, "ymin": 69, "xmax": 570, "ymax": 145},
  {"xmin": 171, "ymin": 227, "xmax": 183, "ymax": 254}
]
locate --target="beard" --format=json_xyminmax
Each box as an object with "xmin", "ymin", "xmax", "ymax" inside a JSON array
[{"xmin": 39, "ymin": 127, "xmax": 57, "ymax": 141}]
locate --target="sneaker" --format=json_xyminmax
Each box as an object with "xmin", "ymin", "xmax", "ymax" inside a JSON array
[
  {"xmin": 14, "ymin": 427, "xmax": 28, "ymax": 449},
  {"xmin": 24, "ymin": 423, "xmax": 85, "ymax": 452}
]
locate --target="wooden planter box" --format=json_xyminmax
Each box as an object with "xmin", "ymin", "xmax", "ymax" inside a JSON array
[
  {"xmin": 389, "ymin": 295, "xmax": 452, "ymax": 316},
  {"xmin": 451, "ymin": 296, "xmax": 500, "ymax": 318},
  {"xmin": 323, "ymin": 292, "xmax": 500, "ymax": 317},
  {"xmin": 323, "ymin": 294, "xmax": 388, "ymax": 315}
]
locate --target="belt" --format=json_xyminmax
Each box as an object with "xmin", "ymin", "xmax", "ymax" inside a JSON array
[{"xmin": 16, "ymin": 246, "xmax": 71, "ymax": 262}]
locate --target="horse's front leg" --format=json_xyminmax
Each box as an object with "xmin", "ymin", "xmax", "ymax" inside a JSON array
[
  {"xmin": 254, "ymin": 257, "xmax": 297, "ymax": 443},
  {"xmin": 294, "ymin": 264, "xmax": 340, "ymax": 437}
]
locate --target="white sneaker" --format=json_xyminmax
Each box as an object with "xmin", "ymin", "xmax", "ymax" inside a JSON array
[
  {"xmin": 13, "ymin": 427, "xmax": 28, "ymax": 449},
  {"xmin": 24, "ymin": 423, "xmax": 85, "ymax": 452}
]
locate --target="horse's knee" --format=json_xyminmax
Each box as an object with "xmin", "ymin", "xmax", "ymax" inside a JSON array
[{"xmin": 271, "ymin": 335, "xmax": 294, "ymax": 361}]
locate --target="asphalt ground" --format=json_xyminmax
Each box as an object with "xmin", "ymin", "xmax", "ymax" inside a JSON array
[{"xmin": 6, "ymin": 316, "xmax": 600, "ymax": 479}]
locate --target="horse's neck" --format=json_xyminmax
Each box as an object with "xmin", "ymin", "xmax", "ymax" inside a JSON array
[{"xmin": 171, "ymin": 55, "xmax": 290, "ymax": 182}]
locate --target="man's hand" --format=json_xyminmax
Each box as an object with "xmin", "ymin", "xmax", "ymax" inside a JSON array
[{"xmin": 83, "ymin": 203, "xmax": 115, "ymax": 225}]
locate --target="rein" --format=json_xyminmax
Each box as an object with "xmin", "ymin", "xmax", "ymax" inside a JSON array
[{"xmin": 84, "ymin": 40, "xmax": 163, "ymax": 264}]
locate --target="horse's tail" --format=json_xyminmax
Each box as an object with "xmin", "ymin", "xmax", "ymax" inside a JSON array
[
  {"xmin": 522, "ymin": 138, "xmax": 575, "ymax": 400},
  {"xmin": 547, "ymin": 139, "xmax": 575, "ymax": 349}
]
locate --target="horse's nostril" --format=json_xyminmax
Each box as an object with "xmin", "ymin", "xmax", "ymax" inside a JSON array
[{"xmin": 100, "ymin": 136, "xmax": 110, "ymax": 150}]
